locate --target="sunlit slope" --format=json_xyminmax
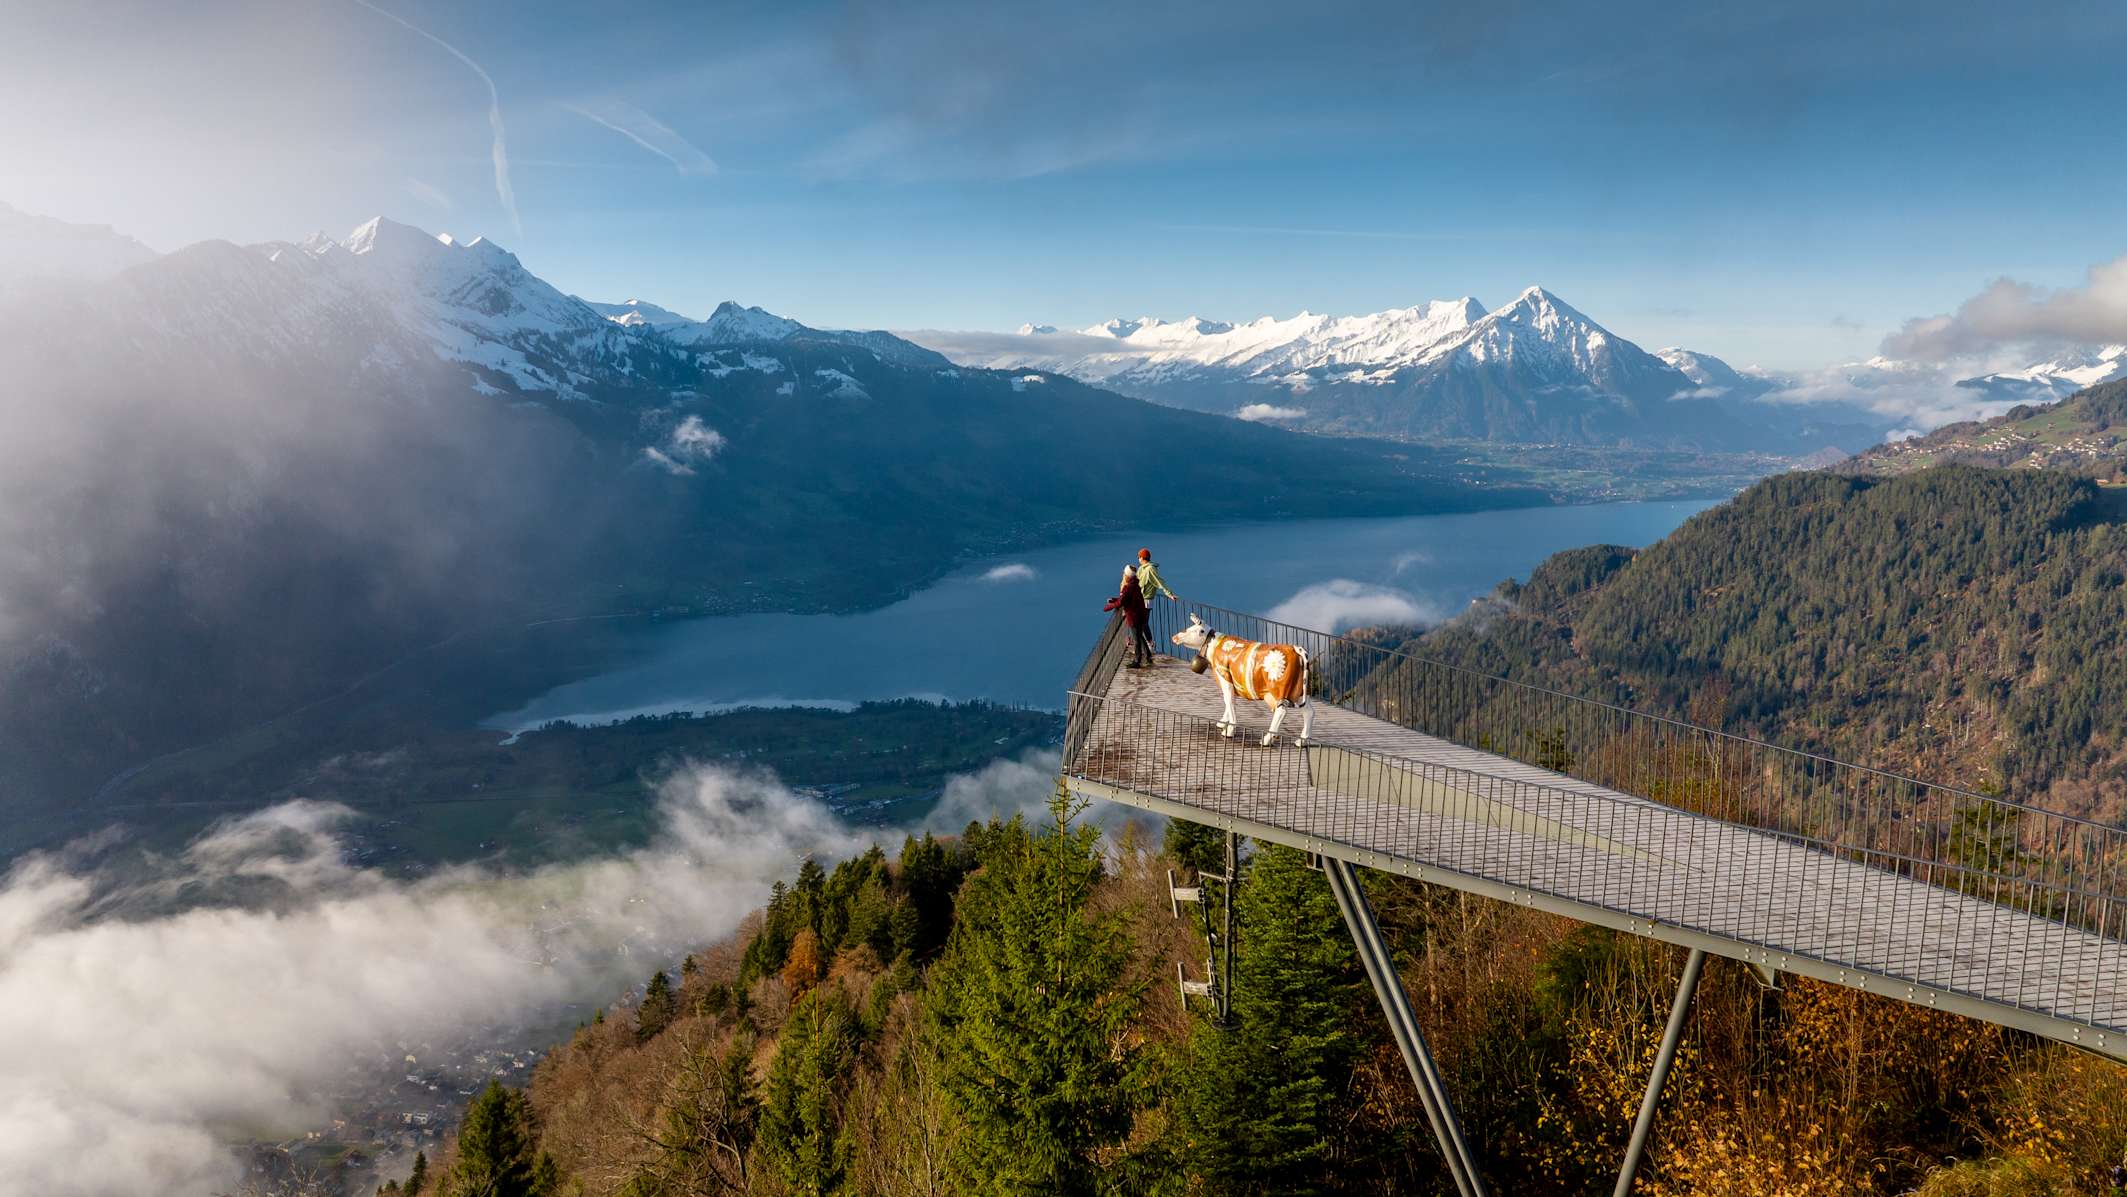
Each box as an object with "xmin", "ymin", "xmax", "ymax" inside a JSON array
[{"xmin": 1385, "ymin": 466, "xmax": 2127, "ymax": 820}]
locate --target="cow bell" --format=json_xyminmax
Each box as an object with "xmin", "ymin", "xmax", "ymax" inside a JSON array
[{"xmin": 1190, "ymin": 652, "xmax": 1210, "ymax": 675}]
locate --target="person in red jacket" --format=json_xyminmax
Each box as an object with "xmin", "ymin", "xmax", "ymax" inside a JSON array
[{"xmin": 1104, "ymin": 565, "xmax": 1153, "ymax": 667}]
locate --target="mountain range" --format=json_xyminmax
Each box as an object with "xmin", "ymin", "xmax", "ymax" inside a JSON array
[
  {"xmin": 922, "ymin": 289, "xmax": 1889, "ymax": 453},
  {"xmin": 0, "ymin": 199, "xmax": 155, "ymax": 292},
  {"xmin": 0, "ymin": 210, "xmax": 1527, "ymax": 825},
  {"xmin": 921, "ymin": 294, "xmax": 2127, "ymax": 456}
]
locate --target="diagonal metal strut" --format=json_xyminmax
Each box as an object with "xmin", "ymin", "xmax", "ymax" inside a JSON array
[
  {"xmin": 1613, "ymin": 947, "xmax": 1707, "ymax": 1197},
  {"xmin": 1321, "ymin": 856, "xmax": 1487, "ymax": 1197}
]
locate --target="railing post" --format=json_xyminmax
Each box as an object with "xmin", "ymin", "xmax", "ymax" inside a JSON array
[
  {"xmin": 1613, "ymin": 948, "xmax": 1707, "ymax": 1197},
  {"xmin": 1321, "ymin": 856, "xmax": 1486, "ymax": 1197}
]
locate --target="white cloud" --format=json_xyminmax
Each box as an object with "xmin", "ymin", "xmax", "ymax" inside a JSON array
[
  {"xmin": 642, "ymin": 446, "xmax": 692, "ymax": 475},
  {"xmin": 643, "ymin": 415, "xmax": 726, "ymax": 475},
  {"xmin": 0, "ymin": 747, "xmax": 1097, "ymax": 1197},
  {"xmin": 981, "ymin": 562, "xmax": 1036, "ymax": 583},
  {"xmin": 1755, "ymin": 364, "xmax": 2024, "ymax": 433},
  {"xmin": 893, "ymin": 327, "xmax": 1160, "ymax": 366},
  {"xmin": 1390, "ymin": 550, "xmax": 1432, "ymax": 576},
  {"xmin": 928, "ymin": 750, "xmax": 1061, "ymax": 829},
  {"xmin": 1266, "ymin": 578, "xmax": 1446, "ymax": 633},
  {"xmin": 1883, "ymin": 252, "xmax": 2127, "ymax": 362},
  {"xmin": 672, "ymin": 414, "xmax": 725, "ymax": 457},
  {"xmin": 0, "ymin": 765, "xmax": 882, "ymax": 1197},
  {"xmin": 1235, "ymin": 403, "xmax": 1307, "ymax": 423}
]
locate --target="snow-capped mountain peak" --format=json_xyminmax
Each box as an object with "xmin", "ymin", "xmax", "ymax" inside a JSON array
[
  {"xmin": 586, "ymin": 298, "xmax": 695, "ymax": 329},
  {"xmin": 902, "ymin": 286, "xmax": 1871, "ymax": 449},
  {"xmin": 341, "ymin": 215, "xmax": 452, "ymax": 265},
  {"xmin": 1439, "ymin": 286, "xmax": 1636, "ymax": 378},
  {"xmin": 959, "ymin": 297, "xmax": 1496, "ymax": 387},
  {"xmin": 1952, "ymin": 344, "xmax": 2127, "ymax": 404},
  {"xmin": 1653, "ymin": 347, "xmax": 1771, "ymax": 396},
  {"xmin": 700, "ymin": 300, "xmax": 804, "ymax": 343},
  {"xmin": 1487, "ymin": 286, "xmax": 1597, "ymax": 338}
]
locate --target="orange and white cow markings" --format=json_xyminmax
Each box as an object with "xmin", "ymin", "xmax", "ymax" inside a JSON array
[
  {"xmin": 1170, "ymin": 614, "xmax": 1315, "ymax": 747},
  {"xmin": 1203, "ymin": 635, "xmax": 1307, "ymax": 706}
]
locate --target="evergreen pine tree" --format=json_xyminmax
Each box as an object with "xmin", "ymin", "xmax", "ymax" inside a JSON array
[
  {"xmin": 895, "ymin": 831, "xmax": 965, "ymax": 959},
  {"xmin": 1164, "ymin": 817, "xmax": 1226, "ymax": 876},
  {"xmin": 755, "ymin": 988, "xmax": 857, "ymax": 1196},
  {"xmin": 445, "ymin": 1081, "xmax": 558, "ymax": 1197},
  {"xmin": 638, "ymin": 969, "xmax": 677, "ymax": 1042},
  {"xmin": 404, "ymin": 1150, "xmax": 427, "ymax": 1197},
  {"xmin": 1176, "ymin": 842, "xmax": 1365, "ymax": 1194},
  {"xmin": 925, "ymin": 786, "xmax": 1145, "ymax": 1194}
]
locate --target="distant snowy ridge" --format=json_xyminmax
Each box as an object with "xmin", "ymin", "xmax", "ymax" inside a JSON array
[
  {"xmin": 915, "ymin": 286, "xmax": 1875, "ymax": 451},
  {"xmin": 921, "ymin": 287, "xmax": 2125, "ymax": 451},
  {"xmin": 1954, "ymin": 345, "xmax": 2127, "ymax": 403},
  {"xmin": 960, "ymin": 297, "xmax": 1488, "ymax": 386},
  {"xmin": 933, "ymin": 288, "xmax": 1700, "ymax": 401},
  {"xmin": 234, "ymin": 217, "xmax": 950, "ymax": 398},
  {"xmin": 0, "ymin": 200, "xmax": 158, "ymax": 290},
  {"xmin": 587, "ymin": 294, "xmax": 942, "ymax": 366}
]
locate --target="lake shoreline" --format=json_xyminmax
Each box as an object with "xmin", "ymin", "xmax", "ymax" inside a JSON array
[{"xmin": 490, "ymin": 498, "xmax": 1719, "ymax": 734}]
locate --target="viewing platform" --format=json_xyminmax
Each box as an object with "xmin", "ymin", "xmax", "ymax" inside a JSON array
[{"xmin": 1064, "ymin": 604, "xmax": 2127, "ymax": 1063}]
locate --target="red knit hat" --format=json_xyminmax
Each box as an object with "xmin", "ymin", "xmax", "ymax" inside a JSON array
[{"xmin": 1138, "ymin": 548, "xmax": 1151, "ymax": 560}]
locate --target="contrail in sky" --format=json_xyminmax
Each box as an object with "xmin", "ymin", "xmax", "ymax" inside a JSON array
[
  {"xmin": 351, "ymin": 0, "xmax": 522, "ymax": 236},
  {"xmin": 566, "ymin": 101, "xmax": 718, "ymax": 176}
]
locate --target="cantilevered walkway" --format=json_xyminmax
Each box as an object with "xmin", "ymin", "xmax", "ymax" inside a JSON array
[{"xmin": 1062, "ymin": 603, "xmax": 2127, "ymax": 1195}]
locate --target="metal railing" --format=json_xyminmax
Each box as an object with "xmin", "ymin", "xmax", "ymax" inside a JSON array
[
  {"xmin": 1123, "ymin": 600, "xmax": 2127, "ymax": 940},
  {"xmin": 1067, "ymin": 686, "xmax": 2127, "ymax": 1032}
]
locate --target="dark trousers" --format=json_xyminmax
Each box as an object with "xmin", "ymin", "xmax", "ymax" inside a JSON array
[{"xmin": 1129, "ymin": 622, "xmax": 1153, "ymax": 664}]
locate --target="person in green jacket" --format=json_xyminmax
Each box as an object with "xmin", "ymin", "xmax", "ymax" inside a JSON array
[{"xmin": 1135, "ymin": 548, "xmax": 1177, "ymax": 603}]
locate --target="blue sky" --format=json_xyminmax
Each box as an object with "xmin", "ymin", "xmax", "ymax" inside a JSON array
[{"xmin": 3, "ymin": 0, "xmax": 2124, "ymax": 369}]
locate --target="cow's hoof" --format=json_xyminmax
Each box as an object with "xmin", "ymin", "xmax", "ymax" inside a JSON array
[
  {"xmin": 1294, "ymin": 738, "xmax": 1310, "ymax": 749},
  {"xmin": 1219, "ymin": 724, "xmax": 1237, "ymax": 739},
  {"xmin": 1259, "ymin": 733, "xmax": 1277, "ymax": 747}
]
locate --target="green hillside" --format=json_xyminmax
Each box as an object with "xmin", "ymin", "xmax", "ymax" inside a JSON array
[
  {"xmin": 1387, "ymin": 466, "xmax": 2127, "ymax": 821},
  {"xmin": 1841, "ymin": 378, "xmax": 2127, "ymax": 479}
]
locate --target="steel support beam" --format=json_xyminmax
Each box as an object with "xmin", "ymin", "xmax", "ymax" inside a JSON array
[
  {"xmin": 1068, "ymin": 776, "xmax": 2127, "ymax": 1064},
  {"xmin": 1613, "ymin": 948, "xmax": 1707, "ymax": 1197},
  {"xmin": 1321, "ymin": 856, "xmax": 1487, "ymax": 1197}
]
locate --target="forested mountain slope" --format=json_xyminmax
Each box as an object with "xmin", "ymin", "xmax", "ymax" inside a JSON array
[
  {"xmin": 1396, "ymin": 466, "xmax": 2127, "ymax": 820},
  {"xmin": 384, "ymin": 798, "xmax": 2127, "ymax": 1197}
]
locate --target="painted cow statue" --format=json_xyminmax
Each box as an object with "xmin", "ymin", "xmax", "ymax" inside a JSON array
[{"xmin": 1171, "ymin": 614, "xmax": 1314, "ymax": 747}]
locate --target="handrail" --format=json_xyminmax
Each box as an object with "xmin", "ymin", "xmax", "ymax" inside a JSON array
[
  {"xmin": 1145, "ymin": 601, "xmax": 2127, "ymax": 912},
  {"xmin": 1064, "ymin": 686, "xmax": 2127, "ymax": 1033},
  {"xmin": 1066, "ymin": 690, "xmax": 2119, "ymax": 908},
  {"xmin": 1162, "ymin": 599, "xmax": 2118, "ymax": 833},
  {"xmin": 1061, "ymin": 610, "xmax": 1129, "ymax": 772}
]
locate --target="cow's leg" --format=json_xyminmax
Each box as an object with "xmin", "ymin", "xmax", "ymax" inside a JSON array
[
  {"xmin": 1296, "ymin": 697, "xmax": 1314, "ymax": 748},
  {"xmin": 1217, "ymin": 674, "xmax": 1238, "ymax": 737},
  {"xmin": 1262, "ymin": 702, "xmax": 1287, "ymax": 747}
]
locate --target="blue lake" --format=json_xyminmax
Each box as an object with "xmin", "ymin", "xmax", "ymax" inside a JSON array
[{"xmin": 487, "ymin": 499, "xmax": 1715, "ymax": 732}]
